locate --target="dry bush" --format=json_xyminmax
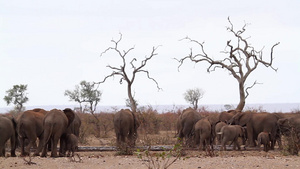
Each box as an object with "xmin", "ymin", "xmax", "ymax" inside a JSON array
[
  {"xmin": 281, "ymin": 128, "xmax": 300, "ymax": 155},
  {"xmin": 159, "ymin": 112, "xmax": 179, "ymax": 132},
  {"xmin": 77, "ymin": 111, "xmax": 114, "ymax": 144},
  {"xmin": 138, "ymin": 107, "xmax": 162, "ymax": 135}
]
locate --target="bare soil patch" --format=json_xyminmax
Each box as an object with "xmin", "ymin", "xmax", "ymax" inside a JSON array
[{"xmin": 1, "ymin": 148, "xmax": 300, "ymax": 169}]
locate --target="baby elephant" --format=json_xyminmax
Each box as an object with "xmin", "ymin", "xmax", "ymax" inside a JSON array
[
  {"xmin": 257, "ymin": 132, "xmax": 271, "ymax": 152},
  {"xmin": 219, "ymin": 125, "xmax": 245, "ymax": 151},
  {"xmin": 65, "ymin": 133, "xmax": 78, "ymax": 157}
]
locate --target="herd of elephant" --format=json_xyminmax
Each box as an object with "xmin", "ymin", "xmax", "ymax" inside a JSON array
[
  {"xmin": 1, "ymin": 107, "xmax": 300, "ymax": 157},
  {"xmin": 0, "ymin": 108, "xmax": 139, "ymax": 157},
  {"xmin": 177, "ymin": 108, "xmax": 300, "ymax": 152},
  {"xmin": 0, "ymin": 108, "xmax": 81, "ymax": 157}
]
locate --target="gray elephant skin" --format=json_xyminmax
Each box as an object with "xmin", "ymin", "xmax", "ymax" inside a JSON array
[
  {"xmin": 194, "ymin": 118, "xmax": 213, "ymax": 150},
  {"xmin": 228, "ymin": 111, "xmax": 280, "ymax": 149},
  {"xmin": 41, "ymin": 108, "xmax": 75, "ymax": 157},
  {"xmin": 257, "ymin": 132, "xmax": 271, "ymax": 152},
  {"xmin": 277, "ymin": 114, "xmax": 300, "ymax": 137},
  {"xmin": 207, "ymin": 113, "xmax": 220, "ymax": 144},
  {"xmin": 177, "ymin": 108, "xmax": 202, "ymax": 147},
  {"xmin": 219, "ymin": 125, "xmax": 246, "ymax": 151},
  {"xmin": 215, "ymin": 122, "xmax": 227, "ymax": 145},
  {"xmin": 0, "ymin": 115, "xmax": 17, "ymax": 157},
  {"xmin": 67, "ymin": 112, "xmax": 81, "ymax": 137},
  {"xmin": 219, "ymin": 110, "xmax": 239, "ymax": 123},
  {"xmin": 114, "ymin": 109, "xmax": 140, "ymax": 148},
  {"xmin": 65, "ymin": 133, "xmax": 78, "ymax": 157},
  {"xmin": 16, "ymin": 108, "xmax": 47, "ymax": 156}
]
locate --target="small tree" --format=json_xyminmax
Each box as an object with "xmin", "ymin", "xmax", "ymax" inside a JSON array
[
  {"xmin": 183, "ymin": 88, "xmax": 204, "ymax": 110},
  {"xmin": 177, "ymin": 18, "xmax": 279, "ymax": 111},
  {"xmin": 65, "ymin": 80, "xmax": 102, "ymax": 137},
  {"xmin": 4, "ymin": 84, "xmax": 29, "ymax": 113},
  {"xmin": 96, "ymin": 33, "xmax": 161, "ymax": 112}
]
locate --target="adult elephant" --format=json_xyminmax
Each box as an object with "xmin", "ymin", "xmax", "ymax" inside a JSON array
[
  {"xmin": 67, "ymin": 112, "xmax": 81, "ymax": 137},
  {"xmin": 0, "ymin": 115, "xmax": 17, "ymax": 157},
  {"xmin": 114, "ymin": 109, "xmax": 140, "ymax": 148},
  {"xmin": 228, "ymin": 111, "xmax": 279, "ymax": 149},
  {"xmin": 207, "ymin": 113, "xmax": 220, "ymax": 144},
  {"xmin": 177, "ymin": 108, "xmax": 202, "ymax": 147},
  {"xmin": 194, "ymin": 118, "xmax": 213, "ymax": 150},
  {"xmin": 16, "ymin": 108, "xmax": 47, "ymax": 156},
  {"xmin": 277, "ymin": 114, "xmax": 300, "ymax": 137},
  {"xmin": 41, "ymin": 108, "xmax": 75, "ymax": 157},
  {"xmin": 219, "ymin": 110, "xmax": 239, "ymax": 123}
]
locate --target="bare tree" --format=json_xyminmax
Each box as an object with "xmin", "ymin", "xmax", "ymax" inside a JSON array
[
  {"xmin": 96, "ymin": 33, "xmax": 161, "ymax": 112},
  {"xmin": 183, "ymin": 88, "xmax": 205, "ymax": 110},
  {"xmin": 176, "ymin": 18, "xmax": 279, "ymax": 111}
]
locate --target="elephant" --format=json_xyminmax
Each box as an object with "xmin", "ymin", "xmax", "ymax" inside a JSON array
[
  {"xmin": 59, "ymin": 112, "xmax": 81, "ymax": 156},
  {"xmin": 16, "ymin": 108, "xmax": 47, "ymax": 156},
  {"xmin": 257, "ymin": 132, "xmax": 271, "ymax": 152},
  {"xmin": 0, "ymin": 115, "xmax": 17, "ymax": 157},
  {"xmin": 215, "ymin": 122, "xmax": 227, "ymax": 145},
  {"xmin": 277, "ymin": 114, "xmax": 300, "ymax": 137},
  {"xmin": 219, "ymin": 110, "xmax": 239, "ymax": 123},
  {"xmin": 114, "ymin": 109, "xmax": 140, "ymax": 148},
  {"xmin": 67, "ymin": 112, "xmax": 81, "ymax": 137},
  {"xmin": 207, "ymin": 113, "xmax": 220, "ymax": 144},
  {"xmin": 194, "ymin": 118, "xmax": 213, "ymax": 150},
  {"xmin": 41, "ymin": 108, "xmax": 75, "ymax": 157},
  {"xmin": 219, "ymin": 125, "xmax": 246, "ymax": 151},
  {"xmin": 65, "ymin": 133, "xmax": 78, "ymax": 157},
  {"xmin": 228, "ymin": 111, "xmax": 280, "ymax": 149},
  {"xmin": 177, "ymin": 107, "xmax": 202, "ymax": 147}
]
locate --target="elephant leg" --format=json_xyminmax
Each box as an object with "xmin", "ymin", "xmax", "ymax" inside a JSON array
[
  {"xmin": 116, "ymin": 134, "xmax": 121, "ymax": 147},
  {"xmin": 19, "ymin": 137, "xmax": 26, "ymax": 156},
  {"xmin": 246, "ymin": 125, "xmax": 256, "ymax": 147},
  {"xmin": 127, "ymin": 132, "xmax": 134, "ymax": 147},
  {"xmin": 236, "ymin": 140, "xmax": 241, "ymax": 150},
  {"xmin": 263, "ymin": 144, "xmax": 267, "ymax": 152},
  {"xmin": 41, "ymin": 144, "xmax": 47, "ymax": 157},
  {"xmin": 59, "ymin": 136, "xmax": 66, "ymax": 157},
  {"xmin": 0, "ymin": 145, "xmax": 5, "ymax": 157},
  {"xmin": 221, "ymin": 139, "xmax": 226, "ymax": 151},
  {"xmin": 25, "ymin": 139, "xmax": 36, "ymax": 156},
  {"xmin": 34, "ymin": 136, "xmax": 44, "ymax": 156},
  {"xmin": 51, "ymin": 137, "xmax": 59, "ymax": 157},
  {"xmin": 10, "ymin": 135, "xmax": 16, "ymax": 157},
  {"xmin": 233, "ymin": 141, "xmax": 236, "ymax": 150}
]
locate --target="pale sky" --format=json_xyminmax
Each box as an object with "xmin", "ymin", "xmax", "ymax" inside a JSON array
[{"xmin": 1, "ymin": 0, "xmax": 300, "ymax": 109}]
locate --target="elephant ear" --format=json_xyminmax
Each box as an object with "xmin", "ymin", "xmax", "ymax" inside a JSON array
[
  {"xmin": 63, "ymin": 108, "xmax": 75, "ymax": 127},
  {"xmin": 277, "ymin": 118, "xmax": 288, "ymax": 126},
  {"xmin": 237, "ymin": 112, "xmax": 251, "ymax": 126}
]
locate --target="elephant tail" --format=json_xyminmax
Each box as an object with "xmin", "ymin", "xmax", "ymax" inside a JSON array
[{"xmin": 43, "ymin": 123, "xmax": 53, "ymax": 146}]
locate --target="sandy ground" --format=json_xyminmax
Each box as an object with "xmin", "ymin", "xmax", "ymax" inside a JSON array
[{"xmin": 1, "ymin": 150, "xmax": 300, "ymax": 169}]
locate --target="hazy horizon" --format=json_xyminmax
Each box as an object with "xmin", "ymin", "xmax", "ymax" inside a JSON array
[{"xmin": 1, "ymin": 102, "xmax": 299, "ymax": 114}]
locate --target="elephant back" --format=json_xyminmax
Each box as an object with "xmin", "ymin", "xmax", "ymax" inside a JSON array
[
  {"xmin": 63, "ymin": 108, "xmax": 75, "ymax": 127},
  {"xmin": 114, "ymin": 109, "xmax": 139, "ymax": 134},
  {"xmin": 67, "ymin": 113, "xmax": 81, "ymax": 136}
]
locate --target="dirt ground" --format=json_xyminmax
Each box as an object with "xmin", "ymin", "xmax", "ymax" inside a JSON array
[
  {"xmin": 1, "ymin": 134, "xmax": 300, "ymax": 169},
  {"xmin": 1, "ymin": 149, "xmax": 300, "ymax": 169}
]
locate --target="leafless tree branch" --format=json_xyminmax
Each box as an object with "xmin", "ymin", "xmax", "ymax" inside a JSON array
[
  {"xmin": 96, "ymin": 33, "xmax": 161, "ymax": 112},
  {"xmin": 176, "ymin": 18, "xmax": 280, "ymax": 111}
]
